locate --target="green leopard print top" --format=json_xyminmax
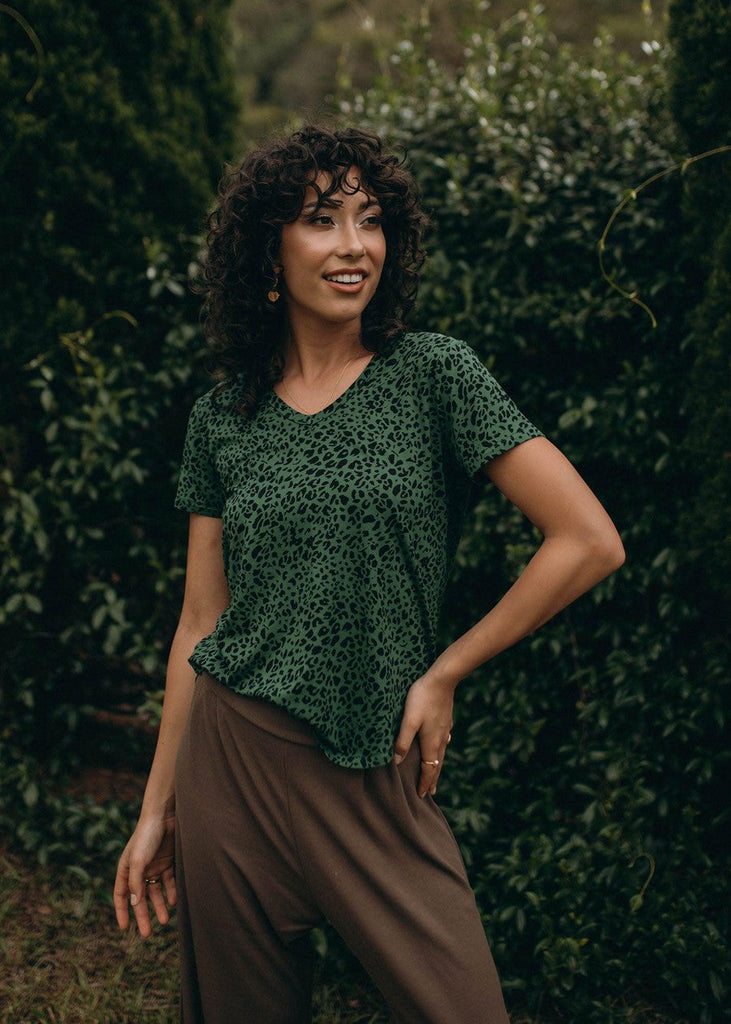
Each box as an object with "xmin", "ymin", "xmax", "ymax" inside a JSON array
[{"xmin": 175, "ymin": 332, "xmax": 542, "ymax": 768}]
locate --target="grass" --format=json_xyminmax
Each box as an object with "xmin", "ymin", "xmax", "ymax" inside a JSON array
[
  {"xmin": 0, "ymin": 849, "xmax": 178, "ymax": 1024},
  {"xmin": 0, "ymin": 847, "xmax": 393, "ymax": 1024}
]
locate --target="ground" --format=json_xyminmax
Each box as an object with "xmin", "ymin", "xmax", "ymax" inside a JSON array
[{"xmin": 0, "ymin": 845, "xmax": 392, "ymax": 1024}]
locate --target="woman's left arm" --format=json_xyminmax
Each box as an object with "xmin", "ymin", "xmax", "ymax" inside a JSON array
[{"xmin": 394, "ymin": 436, "xmax": 625, "ymax": 795}]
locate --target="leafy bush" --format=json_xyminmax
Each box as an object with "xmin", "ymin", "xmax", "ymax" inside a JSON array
[
  {"xmin": 0, "ymin": 0, "xmax": 237, "ymax": 374},
  {"xmin": 0, "ymin": 1, "xmax": 235, "ymax": 846},
  {"xmin": 339, "ymin": 6, "xmax": 729, "ymax": 1021},
  {"xmin": 0, "ymin": 250, "xmax": 203, "ymax": 871},
  {"xmin": 668, "ymin": 0, "xmax": 731, "ymax": 626}
]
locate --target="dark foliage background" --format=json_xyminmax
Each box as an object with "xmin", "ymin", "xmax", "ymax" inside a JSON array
[
  {"xmin": 0, "ymin": 0, "xmax": 236, "ymax": 843},
  {"xmin": 668, "ymin": 0, "xmax": 731, "ymax": 625},
  {"xmin": 0, "ymin": 3, "xmax": 727, "ymax": 1022}
]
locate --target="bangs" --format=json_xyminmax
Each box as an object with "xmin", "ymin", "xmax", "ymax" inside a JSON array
[
  {"xmin": 261, "ymin": 127, "xmax": 404, "ymax": 223},
  {"xmin": 304, "ymin": 167, "xmax": 376, "ymax": 207}
]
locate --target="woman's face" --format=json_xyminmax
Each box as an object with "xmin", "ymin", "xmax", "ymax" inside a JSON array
[{"xmin": 277, "ymin": 169, "xmax": 386, "ymax": 337}]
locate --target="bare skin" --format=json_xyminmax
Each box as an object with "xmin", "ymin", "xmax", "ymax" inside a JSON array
[
  {"xmin": 113, "ymin": 514, "xmax": 229, "ymax": 937},
  {"xmin": 273, "ymin": 171, "xmax": 386, "ymax": 414},
  {"xmin": 114, "ymin": 170, "xmax": 625, "ymax": 934}
]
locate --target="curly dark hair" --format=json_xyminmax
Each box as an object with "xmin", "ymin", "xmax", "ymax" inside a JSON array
[{"xmin": 198, "ymin": 124, "xmax": 427, "ymax": 417}]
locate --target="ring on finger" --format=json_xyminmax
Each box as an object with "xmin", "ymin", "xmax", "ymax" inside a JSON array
[
  {"xmin": 145, "ymin": 877, "xmax": 162, "ymax": 885},
  {"xmin": 421, "ymin": 758, "xmax": 440, "ymax": 767}
]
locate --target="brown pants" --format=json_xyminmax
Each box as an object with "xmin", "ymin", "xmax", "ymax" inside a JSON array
[{"xmin": 175, "ymin": 673, "xmax": 510, "ymax": 1024}]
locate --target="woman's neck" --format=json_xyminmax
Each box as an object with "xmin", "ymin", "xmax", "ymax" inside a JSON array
[{"xmin": 284, "ymin": 322, "xmax": 368, "ymax": 382}]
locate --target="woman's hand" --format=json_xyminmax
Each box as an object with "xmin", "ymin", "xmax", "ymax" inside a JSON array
[
  {"xmin": 394, "ymin": 673, "xmax": 455, "ymax": 798},
  {"xmin": 111, "ymin": 515, "xmax": 228, "ymax": 937},
  {"xmin": 113, "ymin": 807, "xmax": 177, "ymax": 938}
]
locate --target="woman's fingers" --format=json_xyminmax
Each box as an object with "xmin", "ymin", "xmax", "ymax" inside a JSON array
[
  {"xmin": 418, "ymin": 755, "xmax": 441, "ymax": 798},
  {"xmin": 144, "ymin": 865, "xmax": 177, "ymax": 923},
  {"xmin": 418, "ymin": 730, "xmax": 452, "ymax": 798},
  {"xmin": 145, "ymin": 876, "xmax": 170, "ymax": 926},
  {"xmin": 132, "ymin": 857, "xmax": 177, "ymax": 934},
  {"xmin": 162, "ymin": 867, "xmax": 178, "ymax": 910},
  {"xmin": 113, "ymin": 861, "xmax": 131, "ymax": 930},
  {"xmin": 128, "ymin": 863, "xmax": 154, "ymax": 937}
]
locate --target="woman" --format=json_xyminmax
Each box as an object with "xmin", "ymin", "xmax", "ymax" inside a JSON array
[{"xmin": 114, "ymin": 125, "xmax": 625, "ymax": 1023}]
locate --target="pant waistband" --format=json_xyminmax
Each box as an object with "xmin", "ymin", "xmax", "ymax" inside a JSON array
[{"xmin": 196, "ymin": 672, "xmax": 320, "ymax": 747}]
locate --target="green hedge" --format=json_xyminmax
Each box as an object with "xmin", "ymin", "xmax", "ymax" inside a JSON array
[
  {"xmin": 340, "ymin": 7, "xmax": 728, "ymax": 1021},
  {"xmin": 0, "ymin": 0, "xmax": 235, "ymax": 854},
  {"xmin": 668, "ymin": 0, "xmax": 731, "ymax": 626}
]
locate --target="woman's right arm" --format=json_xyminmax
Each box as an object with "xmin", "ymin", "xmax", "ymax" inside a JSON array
[{"xmin": 113, "ymin": 513, "xmax": 230, "ymax": 937}]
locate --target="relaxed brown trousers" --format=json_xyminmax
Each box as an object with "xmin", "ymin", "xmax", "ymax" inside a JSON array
[{"xmin": 174, "ymin": 672, "xmax": 510, "ymax": 1024}]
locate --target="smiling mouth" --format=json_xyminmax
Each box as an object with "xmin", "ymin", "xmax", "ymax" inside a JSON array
[{"xmin": 324, "ymin": 272, "xmax": 366, "ymax": 284}]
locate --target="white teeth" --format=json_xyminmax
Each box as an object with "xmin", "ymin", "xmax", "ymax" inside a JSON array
[{"xmin": 326, "ymin": 273, "xmax": 364, "ymax": 284}]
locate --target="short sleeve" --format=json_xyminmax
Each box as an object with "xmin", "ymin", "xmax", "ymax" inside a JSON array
[
  {"xmin": 174, "ymin": 394, "xmax": 225, "ymax": 517},
  {"xmin": 435, "ymin": 337, "xmax": 542, "ymax": 477}
]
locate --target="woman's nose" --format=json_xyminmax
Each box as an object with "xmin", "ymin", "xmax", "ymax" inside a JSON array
[{"xmin": 337, "ymin": 220, "xmax": 366, "ymax": 258}]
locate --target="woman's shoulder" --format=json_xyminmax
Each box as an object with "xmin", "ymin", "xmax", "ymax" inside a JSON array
[
  {"xmin": 396, "ymin": 331, "xmax": 486, "ymax": 375},
  {"xmin": 188, "ymin": 377, "xmax": 246, "ymax": 418},
  {"xmin": 398, "ymin": 330, "xmax": 474, "ymax": 356}
]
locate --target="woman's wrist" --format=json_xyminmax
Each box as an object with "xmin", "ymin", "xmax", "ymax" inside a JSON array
[
  {"xmin": 430, "ymin": 623, "xmax": 499, "ymax": 691},
  {"xmin": 425, "ymin": 650, "xmax": 463, "ymax": 694},
  {"xmin": 139, "ymin": 791, "xmax": 176, "ymax": 823}
]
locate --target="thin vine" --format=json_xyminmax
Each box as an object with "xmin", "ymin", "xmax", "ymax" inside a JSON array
[
  {"xmin": 628, "ymin": 852, "xmax": 656, "ymax": 913},
  {"xmin": 598, "ymin": 144, "xmax": 731, "ymax": 328},
  {"xmin": 0, "ymin": 4, "xmax": 45, "ymax": 102}
]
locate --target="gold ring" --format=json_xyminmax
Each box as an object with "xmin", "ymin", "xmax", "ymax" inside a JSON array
[
  {"xmin": 421, "ymin": 759, "xmax": 440, "ymax": 767},
  {"xmin": 145, "ymin": 877, "xmax": 162, "ymax": 885}
]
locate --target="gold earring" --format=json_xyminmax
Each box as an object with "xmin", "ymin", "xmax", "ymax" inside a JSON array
[{"xmin": 267, "ymin": 269, "xmax": 280, "ymax": 304}]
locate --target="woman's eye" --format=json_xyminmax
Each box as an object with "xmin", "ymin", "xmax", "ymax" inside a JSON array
[
  {"xmin": 309, "ymin": 214, "xmax": 333, "ymax": 225},
  {"xmin": 363, "ymin": 214, "xmax": 383, "ymax": 227}
]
